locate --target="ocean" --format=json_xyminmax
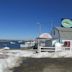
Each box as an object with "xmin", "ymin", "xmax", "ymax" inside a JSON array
[{"xmin": 0, "ymin": 40, "xmax": 24, "ymax": 49}]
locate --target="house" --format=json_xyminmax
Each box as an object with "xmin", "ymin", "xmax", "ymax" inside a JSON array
[
  {"xmin": 34, "ymin": 33, "xmax": 53, "ymax": 52},
  {"xmin": 36, "ymin": 33, "xmax": 52, "ymax": 47},
  {"xmin": 51, "ymin": 27, "xmax": 72, "ymax": 48}
]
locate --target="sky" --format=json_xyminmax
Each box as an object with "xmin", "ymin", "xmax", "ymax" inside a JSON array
[{"xmin": 0, "ymin": 0, "xmax": 72, "ymax": 40}]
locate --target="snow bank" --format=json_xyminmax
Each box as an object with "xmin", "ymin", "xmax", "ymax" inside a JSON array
[
  {"xmin": 7, "ymin": 49, "xmax": 72, "ymax": 58},
  {"xmin": 0, "ymin": 59, "xmax": 9, "ymax": 72},
  {"xmin": 6, "ymin": 56, "xmax": 21, "ymax": 68},
  {"xmin": 30, "ymin": 51, "xmax": 72, "ymax": 58},
  {"xmin": 19, "ymin": 50, "xmax": 35, "ymax": 57},
  {"xmin": 1, "ymin": 49, "xmax": 72, "ymax": 72}
]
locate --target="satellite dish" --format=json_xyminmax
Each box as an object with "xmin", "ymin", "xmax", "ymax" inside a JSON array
[{"xmin": 61, "ymin": 19, "xmax": 72, "ymax": 28}]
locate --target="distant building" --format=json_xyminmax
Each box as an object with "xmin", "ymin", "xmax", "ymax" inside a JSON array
[{"xmin": 20, "ymin": 40, "xmax": 35, "ymax": 48}]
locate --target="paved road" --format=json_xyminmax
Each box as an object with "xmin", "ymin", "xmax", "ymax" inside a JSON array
[{"xmin": 14, "ymin": 58, "xmax": 72, "ymax": 72}]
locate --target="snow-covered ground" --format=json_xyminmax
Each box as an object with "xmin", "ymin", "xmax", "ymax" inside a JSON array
[
  {"xmin": 0, "ymin": 49, "xmax": 23, "ymax": 72},
  {"xmin": 31, "ymin": 51, "xmax": 72, "ymax": 58},
  {"xmin": 5, "ymin": 49, "xmax": 72, "ymax": 58},
  {"xmin": 0, "ymin": 48, "xmax": 72, "ymax": 72}
]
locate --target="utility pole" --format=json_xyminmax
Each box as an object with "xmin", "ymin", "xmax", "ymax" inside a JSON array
[{"xmin": 37, "ymin": 22, "xmax": 42, "ymax": 53}]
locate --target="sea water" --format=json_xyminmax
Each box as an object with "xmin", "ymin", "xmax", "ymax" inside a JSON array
[{"xmin": 0, "ymin": 41, "xmax": 21, "ymax": 49}]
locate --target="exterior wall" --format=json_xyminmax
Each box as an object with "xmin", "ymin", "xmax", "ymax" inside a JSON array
[
  {"xmin": 61, "ymin": 40, "xmax": 72, "ymax": 51},
  {"xmin": 37, "ymin": 38, "xmax": 52, "ymax": 47},
  {"xmin": 51, "ymin": 27, "xmax": 72, "ymax": 40},
  {"xmin": 59, "ymin": 31, "xmax": 72, "ymax": 40},
  {"xmin": 70, "ymin": 41, "xmax": 72, "ymax": 51},
  {"xmin": 51, "ymin": 28, "xmax": 59, "ymax": 39}
]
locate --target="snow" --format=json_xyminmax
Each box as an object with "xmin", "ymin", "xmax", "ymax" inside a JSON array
[
  {"xmin": 5, "ymin": 55, "xmax": 22, "ymax": 68},
  {"xmin": 1, "ymin": 48, "xmax": 72, "ymax": 72},
  {"xmin": 0, "ymin": 50, "xmax": 22, "ymax": 72},
  {"xmin": 0, "ymin": 59, "xmax": 8, "ymax": 72},
  {"xmin": 19, "ymin": 50, "xmax": 35, "ymax": 57}
]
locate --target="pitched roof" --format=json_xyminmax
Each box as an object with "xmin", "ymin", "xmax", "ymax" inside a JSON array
[
  {"xmin": 39, "ymin": 33, "xmax": 52, "ymax": 39},
  {"xmin": 55, "ymin": 27, "xmax": 72, "ymax": 32},
  {"xmin": 54, "ymin": 27, "xmax": 72, "ymax": 40}
]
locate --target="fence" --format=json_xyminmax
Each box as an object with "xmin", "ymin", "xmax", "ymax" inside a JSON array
[{"xmin": 38, "ymin": 46, "xmax": 71, "ymax": 52}]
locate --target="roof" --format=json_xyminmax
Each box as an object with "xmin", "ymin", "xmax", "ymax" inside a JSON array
[
  {"xmin": 54, "ymin": 27, "xmax": 72, "ymax": 40},
  {"xmin": 39, "ymin": 33, "xmax": 52, "ymax": 39},
  {"xmin": 55, "ymin": 27, "xmax": 72, "ymax": 32}
]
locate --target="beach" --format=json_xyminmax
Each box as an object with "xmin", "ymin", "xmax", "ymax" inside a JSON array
[{"xmin": 14, "ymin": 58, "xmax": 72, "ymax": 72}]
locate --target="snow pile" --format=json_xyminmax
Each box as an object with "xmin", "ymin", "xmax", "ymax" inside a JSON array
[
  {"xmin": 63, "ymin": 51, "xmax": 72, "ymax": 57},
  {"xmin": 0, "ymin": 59, "xmax": 8, "ymax": 72},
  {"xmin": 6, "ymin": 49, "xmax": 72, "ymax": 58},
  {"xmin": 19, "ymin": 50, "xmax": 35, "ymax": 57},
  {"xmin": 31, "ymin": 51, "xmax": 72, "ymax": 58},
  {"xmin": 6, "ymin": 55, "xmax": 22, "ymax": 69},
  {"xmin": 55, "ymin": 42, "xmax": 63, "ymax": 52},
  {"xmin": 0, "ymin": 59, "xmax": 13, "ymax": 72},
  {"xmin": 31, "ymin": 52, "xmax": 53, "ymax": 58},
  {"xmin": 0, "ymin": 49, "xmax": 23, "ymax": 72}
]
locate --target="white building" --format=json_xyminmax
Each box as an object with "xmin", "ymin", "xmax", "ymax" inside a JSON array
[{"xmin": 51, "ymin": 27, "xmax": 72, "ymax": 48}]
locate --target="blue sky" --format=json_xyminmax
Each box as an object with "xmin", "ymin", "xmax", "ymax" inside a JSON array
[{"xmin": 0, "ymin": 0, "xmax": 72, "ymax": 40}]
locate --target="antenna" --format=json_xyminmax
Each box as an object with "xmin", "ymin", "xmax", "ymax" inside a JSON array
[
  {"xmin": 37, "ymin": 22, "xmax": 42, "ymax": 36},
  {"xmin": 51, "ymin": 20, "xmax": 54, "ymax": 30}
]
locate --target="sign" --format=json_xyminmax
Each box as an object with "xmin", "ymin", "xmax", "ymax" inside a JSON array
[{"xmin": 61, "ymin": 18, "xmax": 72, "ymax": 28}]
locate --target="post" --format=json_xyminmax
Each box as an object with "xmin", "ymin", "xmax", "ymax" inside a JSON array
[{"xmin": 37, "ymin": 39, "xmax": 41, "ymax": 53}]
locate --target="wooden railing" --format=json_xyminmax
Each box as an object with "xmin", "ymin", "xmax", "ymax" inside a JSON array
[{"xmin": 38, "ymin": 46, "xmax": 71, "ymax": 52}]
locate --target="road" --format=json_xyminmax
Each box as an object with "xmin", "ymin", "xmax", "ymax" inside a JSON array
[{"xmin": 14, "ymin": 58, "xmax": 72, "ymax": 72}]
